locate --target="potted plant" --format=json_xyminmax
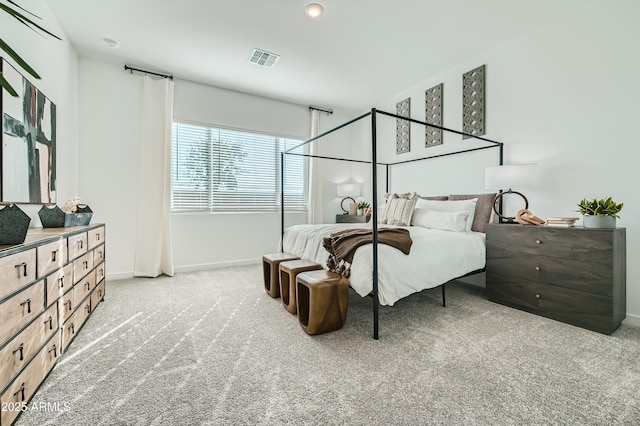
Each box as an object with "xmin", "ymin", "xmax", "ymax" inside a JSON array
[
  {"xmin": 357, "ymin": 201, "xmax": 371, "ymax": 215},
  {"xmin": 577, "ymin": 197, "xmax": 623, "ymax": 228}
]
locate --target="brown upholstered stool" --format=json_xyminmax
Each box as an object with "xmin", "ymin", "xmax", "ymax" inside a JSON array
[
  {"xmin": 279, "ymin": 260, "xmax": 323, "ymax": 314},
  {"xmin": 296, "ymin": 270, "xmax": 350, "ymax": 335},
  {"xmin": 262, "ymin": 253, "xmax": 299, "ymax": 298}
]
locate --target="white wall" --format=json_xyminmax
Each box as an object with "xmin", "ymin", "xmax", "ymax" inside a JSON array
[
  {"xmin": 372, "ymin": 0, "xmax": 640, "ymax": 324},
  {"xmin": 1, "ymin": 0, "xmax": 79, "ymax": 220},
  {"xmin": 75, "ymin": 62, "xmax": 355, "ymax": 277}
]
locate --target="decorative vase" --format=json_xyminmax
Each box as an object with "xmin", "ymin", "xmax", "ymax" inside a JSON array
[
  {"xmin": 582, "ymin": 215, "xmax": 616, "ymax": 229},
  {"xmin": 0, "ymin": 204, "xmax": 31, "ymax": 245},
  {"xmin": 38, "ymin": 205, "xmax": 66, "ymax": 228}
]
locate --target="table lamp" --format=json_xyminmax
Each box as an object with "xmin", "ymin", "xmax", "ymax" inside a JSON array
[
  {"xmin": 485, "ymin": 164, "xmax": 539, "ymax": 223},
  {"xmin": 336, "ymin": 183, "xmax": 360, "ymax": 214}
]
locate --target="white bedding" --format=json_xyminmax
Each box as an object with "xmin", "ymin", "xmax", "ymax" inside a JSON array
[{"xmin": 282, "ymin": 223, "xmax": 486, "ymax": 306}]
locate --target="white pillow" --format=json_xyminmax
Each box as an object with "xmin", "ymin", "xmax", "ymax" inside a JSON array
[
  {"xmin": 411, "ymin": 198, "xmax": 478, "ymax": 232},
  {"xmin": 413, "ymin": 210, "xmax": 469, "ymax": 232}
]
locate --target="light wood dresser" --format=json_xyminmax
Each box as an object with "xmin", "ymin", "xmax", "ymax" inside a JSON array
[
  {"xmin": 0, "ymin": 224, "xmax": 106, "ymax": 425},
  {"xmin": 486, "ymin": 223, "xmax": 626, "ymax": 334}
]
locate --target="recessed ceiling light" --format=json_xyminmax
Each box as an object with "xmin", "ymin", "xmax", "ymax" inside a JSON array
[
  {"xmin": 103, "ymin": 38, "xmax": 121, "ymax": 49},
  {"xmin": 305, "ymin": 3, "xmax": 324, "ymax": 18}
]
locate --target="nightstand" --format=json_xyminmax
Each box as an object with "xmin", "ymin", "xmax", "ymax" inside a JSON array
[
  {"xmin": 336, "ymin": 214, "xmax": 370, "ymax": 224},
  {"xmin": 485, "ymin": 224, "xmax": 626, "ymax": 334}
]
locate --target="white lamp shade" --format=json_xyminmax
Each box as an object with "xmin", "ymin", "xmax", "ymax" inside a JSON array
[
  {"xmin": 485, "ymin": 165, "xmax": 539, "ymax": 190},
  {"xmin": 336, "ymin": 183, "xmax": 361, "ymax": 197}
]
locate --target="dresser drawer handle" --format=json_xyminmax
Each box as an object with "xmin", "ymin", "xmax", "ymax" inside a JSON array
[
  {"xmin": 535, "ymin": 266, "xmax": 541, "ymax": 271},
  {"xmin": 535, "ymin": 293, "xmax": 541, "ymax": 299},
  {"xmin": 69, "ymin": 323, "xmax": 75, "ymax": 334},
  {"xmin": 44, "ymin": 316, "xmax": 53, "ymax": 330},
  {"xmin": 85, "ymin": 281, "xmax": 91, "ymax": 291},
  {"xmin": 85, "ymin": 303, "xmax": 90, "ymax": 313},
  {"xmin": 59, "ymin": 276, "xmax": 65, "ymax": 288},
  {"xmin": 535, "ymin": 240, "xmax": 541, "ymax": 244},
  {"xmin": 98, "ymin": 289, "xmax": 103, "ymax": 298},
  {"xmin": 49, "ymin": 344, "xmax": 58, "ymax": 358},
  {"xmin": 15, "ymin": 262, "xmax": 28, "ymax": 277},
  {"xmin": 96, "ymin": 232, "xmax": 101, "ymax": 241},
  {"xmin": 20, "ymin": 299, "xmax": 31, "ymax": 313},
  {"xmin": 52, "ymin": 249, "xmax": 58, "ymax": 262},
  {"xmin": 65, "ymin": 300, "xmax": 72, "ymax": 311},
  {"xmin": 83, "ymin": 260, "xmax": 88, "ymax": 269},
  {"xmin": 13, "ymin": 343, "xmax": 24, "ymax": 361},
  {"xmin": 97, "ymin": 250, "xmax": 103, "ymax": 259},
  {"xmin": 78, "ymin": 240, "xmax": 84, "ymax": 249},
  {"xmin": 13, "ymin": 383, "xmax": 25, "ymax": 401}
]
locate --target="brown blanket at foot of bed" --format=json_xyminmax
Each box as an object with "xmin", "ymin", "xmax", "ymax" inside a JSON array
[{"xmin": 322, "ymin": 228, "xmax": 413, "ymax": 277}]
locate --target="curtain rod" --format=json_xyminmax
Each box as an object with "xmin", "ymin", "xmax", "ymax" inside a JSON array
[
  {"xmin": 309, "ymin": 105, "xmax": 333, "ymax": 115},
  {"xmin": 124, "ymin": 65, "xmax": 173, "ymax": 80}
]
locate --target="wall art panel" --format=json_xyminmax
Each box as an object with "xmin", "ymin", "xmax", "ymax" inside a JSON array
[
  {"xmin": 1, "ymin": 58, "xmax": 56, "ymax": 203},
  {"xmin": 425, "ymin": 83, "xmax": 443, "ymax": 147},
  {"xmin": 462, "ymin": 64, "xmax": 485, "ymax": 140}
]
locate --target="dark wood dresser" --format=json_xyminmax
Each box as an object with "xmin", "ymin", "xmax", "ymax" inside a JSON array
[{"xmin": 485, "ymin": 224, "xmax": 626, "ymax": 334}]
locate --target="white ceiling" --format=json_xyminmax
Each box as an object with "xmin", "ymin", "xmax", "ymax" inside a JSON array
[{"xmin": 46, "ymin": 0, "xmax": 588, "ymax": 112}]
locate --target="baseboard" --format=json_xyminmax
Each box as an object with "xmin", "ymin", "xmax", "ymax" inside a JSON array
[
  {"xmin": 173, "ymin": 258, "xmax": 261, "ymax": 273},
  {"xmin": 106, "ymin": 259, "xmax": 261, "ymax": 281},
  {"xmin": 623, "ymin": 313, "xmax": 640, "ymax": 328}
]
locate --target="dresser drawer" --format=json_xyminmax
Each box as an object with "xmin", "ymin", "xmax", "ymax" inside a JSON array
[
  {"xmin": 36, "ymin": 238, "xmax": 68, "ymax": 278},
  {"xmin": 95, "ymin": 261, "xmax": 105, "ymax": 285},
  {"xmin": 487, "ymin": 225, "xmax": 615, "ymax": 264},
  {"xmin": 0, "ymin": 249, "xmax": 37, "ymax": 301},
  {"xmin": 87, "ymin": 226, "xmax": 105, "ymax": 250},
  {"xmin": 94, "ymin": 244, "xmax": 106, "ymax": 266},
  {"xmin": 0, "ymin": 304, "xmax": 58, "ymax": 392},
  {"xmin": 487, "ymin": 251, "xmax": 614, "ymax": 296},
  {"xmin": 0, "ymin": 281, "xmax": 45, "ymax": 346},
  {"xmin": 68, "ymin": 232, "xmax": 88, "ymax": 260},
  {"xmin": 73, "ymin": 251, "xmax": 94, "ymax": 284},
  {"xmin": 487, "ymin": 279, "xmax": 616, "ymax": 334},
  {"xmin": 91, "ymin": 280, "xmax": 106, "ymax": 312},
  {"xmin": 58, "ymin": 289, "xmax": 75, "ymax": 323},
  {"xmin": 74, "ymin": 272, "xmax": 96, "ymax": 308},
  {"xmin": 62, "ymin": 300, "xmax": 91, "ymax": 352},
  {"xmin": 0, "ymin": 334, "xmax": 59, "ymax": 426},
  {"xmin": 45, "ymin": 263, "xmax": 73, "ymax": 309}
]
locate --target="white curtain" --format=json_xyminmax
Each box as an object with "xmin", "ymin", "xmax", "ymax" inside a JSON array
[
  {"xmin": 307, "ymin": 109, "xmax": 324, "ymax": 224},
  {"xmin": 133, "ymin": 76, "xmax": 175, "ymax": 277}
]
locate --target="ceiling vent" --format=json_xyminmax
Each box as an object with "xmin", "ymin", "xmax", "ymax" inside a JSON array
[{"xmin": 249, "ymin": 48, "xmax": 280, "ymax": 68}]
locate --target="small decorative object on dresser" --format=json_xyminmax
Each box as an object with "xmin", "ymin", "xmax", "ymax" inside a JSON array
[
  {"xmin": 38, "ymin": 204, "xmax": 66, "ymax": 228},
  {"xmin": 485, "ymin": 223, "xmax": 626, "ymax": 334},
  {"xmin": 61, "ymin": 196, "xmax": 93, "ymax": 226},
  {"xmin": 0, "ymin": 203, "xmax": 30, "ymax": 244},
  {"xmin": 577, "ymin": 197, "xmax": 623, "ymax": 228}
]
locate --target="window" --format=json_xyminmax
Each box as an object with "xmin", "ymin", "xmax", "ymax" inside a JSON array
[{"xmin": 171, "ymin": 122, "xmax": 308, "ymax": 212}]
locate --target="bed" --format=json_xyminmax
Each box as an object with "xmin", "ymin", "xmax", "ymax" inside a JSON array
[
  {"xmin": 280, "ymin": 108, "xmax": 504, "ymax": 339},
  {"xmin": 282, "ymin": 222, "xmax": 486, "ymax": 306}
]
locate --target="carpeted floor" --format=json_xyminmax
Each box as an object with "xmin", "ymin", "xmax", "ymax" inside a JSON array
[{"xmin": 14, "ymin": 264, "xmax": 640, "ymax": 425}]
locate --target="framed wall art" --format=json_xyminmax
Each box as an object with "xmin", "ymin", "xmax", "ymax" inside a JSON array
[
  {"xmin": 1, "ymin": 57, "xmax": 56, "ymax": 203},
  {"xmin": 462, "ymin": 64, "xmax": 485, "ymax": 139},
  {"xmin": 425, "ymin": 83, "xmax": 443, "ymax": 147},
  {"xmin": 396, "ymin": 97, "xmax": 410, "ymax": 154}
]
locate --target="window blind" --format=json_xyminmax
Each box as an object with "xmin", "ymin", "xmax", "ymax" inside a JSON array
[{"xmin": 171, "ymin": 122, "xmax": 308, "ymax": 212}]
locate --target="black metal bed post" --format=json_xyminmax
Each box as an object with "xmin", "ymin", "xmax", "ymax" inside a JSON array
[
  {"xmin": 280, "ymin": 151, "xmax": 285, "ymax": 252},
  {"xmin": 385, "ymin": 164, "xmax": 390, "ymax": 193},
  {"xmin": 371, "ymin": 108, "xmax": 380, "ymax": 340}
]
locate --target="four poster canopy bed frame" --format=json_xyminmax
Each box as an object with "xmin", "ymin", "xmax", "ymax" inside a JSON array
[{"xmin": 280, "ymin": 108, "xmax": 504, "ymax": 339}]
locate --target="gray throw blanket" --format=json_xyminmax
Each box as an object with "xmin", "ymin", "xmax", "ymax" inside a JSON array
[{"xmin": 322, "ymin": 228, "xmax": 413, "ymax": 278}]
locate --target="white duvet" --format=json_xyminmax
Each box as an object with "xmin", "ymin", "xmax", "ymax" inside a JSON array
[{"xmin": 282, "ymin": 223, "xmax": 486, "ymax": 306}]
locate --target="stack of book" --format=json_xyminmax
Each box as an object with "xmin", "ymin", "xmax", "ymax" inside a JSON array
[{"xmin": 546, "ymin": 217, "xmax": 579, "ymax": 227}]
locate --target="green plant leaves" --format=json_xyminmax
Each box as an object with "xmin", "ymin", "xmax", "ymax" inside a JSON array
[
  {"xmin": 1, "ymin": 1, "xmax": 61, "ymax": 97},
  {"xmin": 577, "ymin": 197, "xmax": 623, "ymax": 218}
]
